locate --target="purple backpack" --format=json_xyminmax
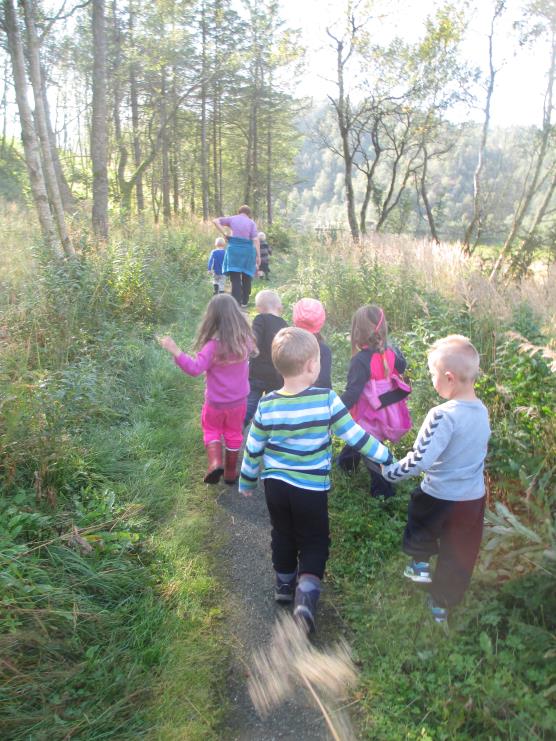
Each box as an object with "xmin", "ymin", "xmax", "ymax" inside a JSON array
[{"xmin": 352, "ymin": 349, "xmax": 412, "ymax": 443}]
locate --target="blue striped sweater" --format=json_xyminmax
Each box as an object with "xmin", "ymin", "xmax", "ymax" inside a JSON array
[{"xmin": 239, "ymin": 387, "xmax": 392, "ymax": 492}]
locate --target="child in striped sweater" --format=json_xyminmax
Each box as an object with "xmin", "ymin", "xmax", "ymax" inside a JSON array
[{"xmin": 239, "ymin": 327, "xmax": 393, "ymax": 633}]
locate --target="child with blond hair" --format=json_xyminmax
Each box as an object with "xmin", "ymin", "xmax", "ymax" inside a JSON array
[
  {"xmin": 240, "ymin": 327, "xmax": 393, "ymax": 633},
  {"xmin": 382, "ymin": 334, "xmax": 491, "ymax": 623},
  {"xmin": 207, "ymin": 237, "xmax": 227, "ymax": 294}
]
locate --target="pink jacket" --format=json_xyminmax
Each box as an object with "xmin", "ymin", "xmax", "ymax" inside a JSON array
[{"xmin": 175, "ymin": 339, "xmax": 250, "ymax": 407}]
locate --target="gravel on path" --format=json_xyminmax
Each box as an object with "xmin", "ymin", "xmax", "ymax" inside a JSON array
[{"xmin": 215, "ymin": 477, "xmax": 355, "ymax": 741}]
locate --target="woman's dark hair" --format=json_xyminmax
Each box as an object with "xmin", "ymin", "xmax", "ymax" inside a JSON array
[
  {"xmin": 238, "ymin": 204, "xmax": 252, "ymax": 217},
  {"xmin": 195, "ymin": 294, "xmax": 257, "ymax": 361}
]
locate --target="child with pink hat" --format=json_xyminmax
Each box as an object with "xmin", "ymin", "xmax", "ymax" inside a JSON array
[{"xmin": 292, "ymin": 298, "xmax": 332, "ymax": 389}]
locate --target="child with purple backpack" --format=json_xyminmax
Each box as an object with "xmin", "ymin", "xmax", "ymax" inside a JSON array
[{"xmin": 338, "ymin": 304, "xmax": 412, "ymax": 498}]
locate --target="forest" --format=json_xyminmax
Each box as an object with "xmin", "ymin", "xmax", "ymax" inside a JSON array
[{"xmin": 1, "ymin": 0, "xmax": 555, "ymax": 739}]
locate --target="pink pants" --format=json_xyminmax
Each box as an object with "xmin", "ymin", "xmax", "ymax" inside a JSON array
[{"xmin": 201, "ymin": 400, "xmax": 246, "ymax": 449}]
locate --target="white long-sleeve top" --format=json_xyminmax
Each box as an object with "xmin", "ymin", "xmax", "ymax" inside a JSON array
[{"xmin": 382, "ymin": 399, "xmax": 490, "ymax": 501}]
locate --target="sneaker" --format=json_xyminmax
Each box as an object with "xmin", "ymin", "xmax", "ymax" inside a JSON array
[
  {"xmin": 404, "ymin": 560, "xmax": 432, "ymax": 583},
  {"xmin": 427, "ymin": 594, "xmax": 448, "ymax": 624},
  {"xmin": 274, "ymin": 578, "xmax": 295, "ymax": 604}
]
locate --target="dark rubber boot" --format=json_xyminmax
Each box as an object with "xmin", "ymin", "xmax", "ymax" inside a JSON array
[
  {"xmin": 204, "ymin": 441, "xmax": 223, "ymax": 484},
  {"xmin": 293, "ymin": 576, "xmax": 321, "ymax": 634},
  {"xmin": 223, "ymin": 448, "xmax": 240, "ymax": 484}
]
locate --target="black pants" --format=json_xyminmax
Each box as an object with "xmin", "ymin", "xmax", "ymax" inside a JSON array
[
  {"xmin": 229, "ymin": 272, "xmax": 252, "ymax": 305},
  {"xmin": 403, "ymin": 486, "xmax": 485, "ymax": 608},
  {"xmin": 264, "ymin": 478, "xmax": 330, "ymax": 579},
  {"xmin": 244, "ymin": 378, "xmax": 281, "ymax": 427},
  {"xmin": 337, "ymin": 444, "xmax": 395, "ymax": 498}
]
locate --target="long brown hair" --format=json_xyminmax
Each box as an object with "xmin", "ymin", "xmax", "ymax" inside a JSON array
[
  {"xmin": 350, "ymin": 305, "xmax": 390, "ymax": 374},
  {"xmin": 195, "ymin": 294, "xmax": 257, "ymax": 362}
]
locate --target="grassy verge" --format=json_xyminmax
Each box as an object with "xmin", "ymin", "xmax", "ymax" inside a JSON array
[
  {"xmin": 1, "ymin": 223, "xmax": 228, "ymax": 739},
  {"xmin": 327, "ymin": 467, "xmax": 556, "ymax": 739}
]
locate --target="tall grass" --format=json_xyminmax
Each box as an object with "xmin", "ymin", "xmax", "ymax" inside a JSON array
[
  {"xmin": 1, "ymin": 214, "xmax": 226, "ymax": 738},
  {"xmin": 275, "ymin": 231, "xmax": 555, "ymax": 739},
  {"xmin": 2, "ymin": 211, "xmax": 554, "ymax": 739}
]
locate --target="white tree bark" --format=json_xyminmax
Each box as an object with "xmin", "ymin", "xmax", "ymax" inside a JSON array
[{"xmin": 4, "ymin": 0, "xmax": 63, "ymax": 257}]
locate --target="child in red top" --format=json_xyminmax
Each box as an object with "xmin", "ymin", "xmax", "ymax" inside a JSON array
[
  {"xmin": 158, "ymin": 293, "xmax": 257, "ymax": 484},
  {"xmin": 339, "ymin": 305, "xmax": 411, "ymax": 498}
]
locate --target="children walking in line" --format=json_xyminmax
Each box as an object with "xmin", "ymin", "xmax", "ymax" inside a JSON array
[
  {"xmin": 382, "ymin": 335, "xmax": 491, "ymax": 623},
  {"xmin": 239, "ymin": 327, "xmax": 393, "ymax": 633},
  {"xmin": 292, "ymin": 298, "xmax": 332, "ymax": 389},
  {"xmin": 244, "ymin": 289, "xmax": 288, "ymax": 428},
  {"xmin": 158, "ymin": 294, "xmax": 256, "ymax": 485},
  {"xmin": 207, "ymin": 237, "xmax": 227, "ymax": 294},
  {"xmin": 258, "ymin": 232, "xmax": 272, "ymax": 280},
  {"xmin": 338, "ymin": 305, "xmax": 412, "ymax": 498}
]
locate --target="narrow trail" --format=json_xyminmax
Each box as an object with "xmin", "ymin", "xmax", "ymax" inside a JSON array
[{"xmin": 215, "ymin": 473, "xmax": 353, "ymax": 740}]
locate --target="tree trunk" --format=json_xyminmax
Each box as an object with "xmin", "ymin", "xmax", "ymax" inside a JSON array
[
  {"xmin": 1, "ymin": 57, "xmax": 8, "ymax": 156},
  {"xmin": 128, "ymin": 0, "xmax": 144, "ymax": 212},
  {"xmin": 161, "ymin": 70, "xmax": 171, "ymax": 225},
  {"xmin": 463, "ymin": 2, "xmax": 503, "ymax": 253},
  {"xmin": 329, "ymin": 34, "xmax": 359, "ymax": 241},
  {"xmin": 266, "ymin": 95, "xmax": 273, "ymax": 225},
  {"xmin": 419, "ymin": 160, "xmax": 440, "ymax": 244},
  {"xmin": 91, "ymin": 0, "xmax": 109, "ymax": 239},
  {"xmin": 211, "ymin": 0, "xmax": 223, "ymax": 214},
  {"xmin": 22, "ymin": 0, "xmax": 75, "ymax": 257},
  {"xmin": 200, "ymin": 1, "xmax": 209, "ymax": 220},
  {"xmin": 4, "ymin": 0, "xmax": 62, "ymax": 257},
  {"xmin": 508, "ymin": 164, "xmax": 556, "ymax": 279},
  {"xmin": 490, "ymin": 29, "xmax": 556, "ymax": 281},
  {"xmin": 40, "ymin": 62, "xmax": 76, "ymax": 212}
]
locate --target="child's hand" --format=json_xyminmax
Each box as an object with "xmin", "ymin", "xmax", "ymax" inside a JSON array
[
  {"xmin": 157, "ymin": 335, "xmax": 180, "ymax": 356},
  {"xmin": 239, "ymin": 488, "xmax": 252, "ymax": 498}
]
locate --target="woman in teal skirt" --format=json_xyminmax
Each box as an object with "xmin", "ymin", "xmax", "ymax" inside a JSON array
[{"xmin": 213, "ymin": 205, "xmax": 260, "ymax": 307}]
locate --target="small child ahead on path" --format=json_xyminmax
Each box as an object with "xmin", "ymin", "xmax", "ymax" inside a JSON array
[
  {"xmin": 158, "ymin": 294, "xmax": 256, "ymax": 485},
  {"xmin": 244, "ymin": 289, "xmax": 288, "ymax": 427},
  {"xmin": 239, "ymin": 327, "xmax": 393, "ymax": 633},
  {"xmin": 207, "ymin": 237, "xmax": 227, "ymax": 294},
  {"xmin": 292, "ymin": 298, "xmax": 332, "ymax": 389},
  {"xmin": 338, "ymin": 304, "xmax": 411, "ymax": 498},
  {"xmin": 382, "ymin": 334, "xmax": 491, "ymax": 623}
]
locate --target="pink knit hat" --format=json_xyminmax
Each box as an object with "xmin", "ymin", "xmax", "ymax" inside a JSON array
[{"xmin": 292, "ymin": 298, "xmax": 326, "ymax": 334}]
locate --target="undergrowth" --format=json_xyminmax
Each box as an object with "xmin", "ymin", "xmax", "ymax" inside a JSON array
[
  {"xmin": 1, "ymin": 219, "xmax": 225, "ymax": 739},
  {"xmin": 283, "ymin": 236, "xmax": 556, "ymax": 739},
  {"xmin": 1, "ymin": 216, "xmax": 555, "ymax": 739}
]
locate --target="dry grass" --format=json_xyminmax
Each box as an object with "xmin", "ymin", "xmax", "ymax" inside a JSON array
[
  {"xmin": 317, "ymin": 232, "xmax": 556, "ymax": 338},
  {"xmin": 248, "ymin": 613, "xmax": 359, "ymax": 741}
]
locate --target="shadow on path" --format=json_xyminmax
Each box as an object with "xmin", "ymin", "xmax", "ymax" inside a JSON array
[{"xmin": 215, "ymin": 479, "xmax": 351, "ymax": 740}]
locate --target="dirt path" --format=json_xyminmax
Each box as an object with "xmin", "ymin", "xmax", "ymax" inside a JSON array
[{"xmin": 216, "ymin": 476, "xmax": 351, "ymax": 740}]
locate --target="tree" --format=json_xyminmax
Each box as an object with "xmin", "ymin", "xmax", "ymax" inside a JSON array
[
  {"xmin": 463, "ymin": 0, "xmax": 505, "ymax": 254},
  {"xmin": 490, "ymin": 0, "xmax": 556, "ymax": 280},
  {"xmin": 325, "ymin": 12, "xmax": 365, "ymax": 240},
  {"xmin": 91, "ymin": 0, "xmax": 109, "ymax": 238},
  {"xmin": 4, "ymin": 0, "xmax": 63, "ymax": 257},
  {"xmin": 22, "ymin": 0, "xmax": 75, "ymax": 255}
]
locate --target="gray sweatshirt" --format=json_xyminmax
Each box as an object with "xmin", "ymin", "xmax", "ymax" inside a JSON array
[{"xmin": 382, "ymin": 398, "xmax": 490, "ymax": 501}]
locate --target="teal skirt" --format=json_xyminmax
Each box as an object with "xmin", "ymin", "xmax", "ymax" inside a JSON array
[{"xmin": 223, "ymin": 236, "xmax": 257, "ymax": 277}]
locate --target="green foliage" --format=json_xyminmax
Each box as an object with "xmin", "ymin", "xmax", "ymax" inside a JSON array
[
  {"xmin": 1, "ymin": 214, "xmax": 554, "ymax": 738},
  {"xmin": 286, "ymin": 236, "xmax": 556, "ymax": 739},
  {"xmin": 0, "ymin": 142, "xmax": 27, "ymax": 203},
  {"xmin": 0, "ymin": 218, "xmax": 224, "ymax": 739}
]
